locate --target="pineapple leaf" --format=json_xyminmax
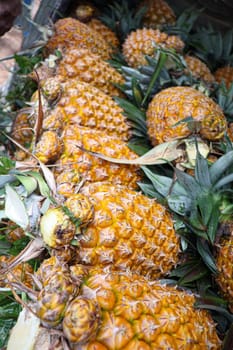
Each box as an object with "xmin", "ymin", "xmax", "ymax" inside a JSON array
[
  {"xmin": 196, "ymin": 238, "xmax": 218, "ymax": 274},
  {"xmin": 174, "ymin": 168, "xmax": 202, "ymax": 199},
  {"xmin": 194, "ymin": 150, "xmax": 211, "ymax": 188},
  {"xmin": 213, "ymin": 173, "xmax": 233, "ymax": 190},
  {"xmin": 167, "ymin": 195, "xmax": 192, "ymax": 216},
  {"xmin": 206, "ymin": 204, "xmax": 220, "ymax": 244},
  {"xmin": 5, "ymin": 184, "xmax": 29, "ymax": 230},
  {"xmin": 197, "ymin": 193, "xmax": 214, "ymax": 226},
  {"xmin": 209, "ymin": 150, "xmax": 233, "ymax": 185},
  {"xmin": 15, "ymin": 174, "xmax": 38, "ymax": 196}
]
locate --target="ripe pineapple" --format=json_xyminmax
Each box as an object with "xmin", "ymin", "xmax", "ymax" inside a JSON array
[
  {"xmin": 44, "ymin": 17, "xmax": 113, "ymax": 60},
  {"xmin": 214, "ymin": 66, "xmax": 233, "ymax": 89},
  {"xmin": 42, "ymin": 182, "xmax": 181, "ymax": 280},
  {"xmin": 146, "ymin": 86, "xmax": 227, "ymax": 145},
  {"xmin": 184, "ymin": 55, "xmax": 215, "ymax": 84},
  {"xmin": 0, "ymin": 255, "xmax": 33, "ymax": 289},
  {"xmin": 62, "ymin": 266, "xmax": 221, "ymax": 349},
  {"xmin": 32, "ymin": 78, "xmax": 132, "ymax": 141},
  {"xmin": 54, "ymin": 125, "xmax": 142, "ymax": 193},
  {"xmin": 215, "ymin": 223, "xmax": 233, "ymax": 312},
  {"xmin": 122, "ymin": 27, "xmax": 184, "ymax": 67},
  {"xmin": 141, "ymin": 149, "xmax": 233, "ymax": 312},
  {"xmin": 56, "ymin": 48, "xmax": 125, "ymax": 97},
  {"xmin": 138, "ymin": 0, "xmax": 176, "ymax": 28},
  {"xmin": 87, "ymin": 18, "xmax": 120, "ymax": 50},
  {"xmin": 34, "ymin": 130, "xmax": 64, "ymax": 164},
  {"xmin": 11, "ymin": 108, "xmax": 33, "ymax": 147}
]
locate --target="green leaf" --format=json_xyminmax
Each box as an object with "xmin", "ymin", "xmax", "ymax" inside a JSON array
[
  {"xmin": 206, "ymin": 204, "xmax": 220, "ymax": 244},
  {"xmin": 209, "ymin": 150, "xmax": 233, "ymax": 185},
  {"xmin": 5, "ymin": 184, "xmax": 29, "ymax": 230},
  {"xmin": 175, "ymin": 168, "xmax": 202, "ymax": 199},
  {"xmin": 167, "ymin": 195, "xmax": 192, "ymax": 215},
  {"xmin": 195, "ymin": 151, "xmax": 211, "ymax": 188},
  {"xmin": 15, "ymin": 174, "xmax": 38, "ymax": 196},
  {"xmin": 0, "ymin": 157, "xmax": 15, "ymax": 174},
  {"xmin": 27, "ymin": 171, "xmax": 50, "ymax": 197},
  {"xmin": 196, "ymin": 238, "xmax": 218, "ymax": 274},
  {"xmin": 141, "ymin": 166, "xmax": 174, "ymax": 197},
  {"xmin": 197, "ymin": 192, "xmax": 214, "ymax": 226},
  {"xmin": 214, "ymin": 173, "xmax": 233, "ymax": 190}
]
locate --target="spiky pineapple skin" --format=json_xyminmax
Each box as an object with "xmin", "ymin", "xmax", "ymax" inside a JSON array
[
  {"xmin": 146, "ymin": 86, "xmax": 227, "ymax": 145},
  {"xmin": 139, "ymin": 0, "xmax": 176, "ymax": 28},
  {"xmin": 11, "ymin": 108, "xmax": 33, "ymax": 146},
  {"xmin": 87, "ymin": 18, "xmax": 120, "ymax": 50},
  {"xmin": 75, "ymin": 182, "xmax": 181, "ymax": 279},
  {"xmin": 0, "ymin": 255, "xmax": 33, "ymax": 288},
  {"xmin": 184, "ymin": 55, "xmax": 215, "ymax": 84},
  {"xmin": 215, "ymin": 227, "xmax": 233, "ymax": 312},
  {"xmin": 55, "ymin": 125, "xmax": 142, "ymax": 192},
  {"xmin": 122, "ymin": 28, "xmax": 184, "ymax": 67},
  {"xmin": 44, "ymin": 18, "xmax": 113, "ymax": 60},
  {"xmin": 34, "ymin": 130, "xmax": 63, "ymax": 164},
  {"xmin": 56, "ymin": 48, "xmax": 124, "ymax": 97},
  {"xmin": 62, "ymin": 267, "xmax": 221, "ymax": 349},
  {"xmin": 34, "ymin": 79, "xmax": 131, "ymax": 141},
  {"xmin": 214, "ymin": 66, "xmax": 233, "ymax": 88}
]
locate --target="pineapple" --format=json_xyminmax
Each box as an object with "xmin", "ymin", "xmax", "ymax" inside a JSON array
[
  {"xmin": 184, "ymin": 55, "xmax": 215, "ymax": 84},
  {"xmin": 72, "ymin": 1, "xmax": 98, "ymax": 22},
  {"xmin": 11, "ymin": 108, "xmax": 33, "ymax": 147},
  {"xmin": 31, "ymin": 78, "xmax": 132, "ymax": 141},
  {"xmin": 0, "ymin": 255, "xmax": 33, "ymax": 289},
  {"xmin": 56, "ymin": 48, "xmax": 125, "ymax": 97},
  {"xmin": 62, "ymin": 266, "xmax": 221, "ymax": 349},
  {"xmin": 215, "ymin": 223, "xmax": 233, "ymax": 312},
  {"xmin": 122, "ymin": 27, "xmax": 184, "ymax": 67},
  {"xmin": 214, "ymin": 66, "xmax": 233, "ymax": 89},
  {"xmin": 54, "ymin": 125, "xmax": 142, "ymax": 193},
  {"xmin": 141, "ymin": 149, "xmax": 233, "ymax": 312},
  {"xmin": 44, "ymin": 17, "xmax": 114, "ymax": 60},
  {"xmin": 138, "ymin": 0, "xmax": 176, "ymax": 28},
  {"xmin": 42, "ymin": 182, "xmax": 181, "ymax": 279},
  {"xmin": 146, "ymin": 86, "xmax": 227, "ymax": 145},
  {"xmin": 87, "ymin": 18, "xmax": 120, "ymax": 50},
  {"xmin": 34, "ymin": 130, "xmax": 64, "ymax": 164}
]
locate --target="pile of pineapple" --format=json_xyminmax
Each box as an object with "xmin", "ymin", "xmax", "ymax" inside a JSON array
[{"xmin": 1, "ymin": 0, "xmax": 233, "ymax": 349}]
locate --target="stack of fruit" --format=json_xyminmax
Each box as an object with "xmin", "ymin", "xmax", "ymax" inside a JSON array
[{"xmin": 0, "ymin": 0, "xmax": 233, "ymax": 349}]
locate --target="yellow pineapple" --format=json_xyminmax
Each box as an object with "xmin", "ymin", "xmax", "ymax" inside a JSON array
[
  {"xmin": 214, "ymin": 66, "xmax": 233, "ymax": 88},
  {"xmin": 73, "ymin": 1, "xmax": 98, "ymax": 23},
  {"xmin": 146, "ymin": 86, "xmax": 227, "ymax": 145},
  {"xmin": 56, "ymin": 48, "xmax": 125, "ymax": 97},
  {"xmin": 62, "ymin": 266, "xmax": 221, "ymax": 349},
  {"xmin": 11, "ymin": 108, "xmax": 33, "ymax": 147},
  {"xmin": 50, "ymin": 182, "xmax": 180, "ymax": 279},
  {"xmin": 34, "ymin": 130, "xmax": 64, "ymax": 164},
  {"xmin": 215, "ymin": 224, "xmax": 233, "ymax": 312},
  {"xmin": 184, "ymin": 55, "xmax": 215, "ymax": 84},
  {"xmin": 44, "ymin": 17, "xmax": 113, "ymax": 60},
  {"xmin": 0, "ymin": 255, "xmax": 33, "ymax": 289},
  {"xmin": 87, "ymin": 18, "xmax": 120, "ymax": 50},
  {"xmin": 138, "ymin": 0, "xmax": 176, "ymax": 28},
  {"xmin": 34, "ymin": 257, "xmax": 77, "ymax": 327},
  {"xmin": 55, "ymin": 125, "xmax": 142, "ymax": 193},
  {"xmin": 122, "ymin": 28, "xmax": 184, "ymax": 67},
  {"xmin": 32, "ymin": 78, "xmax": 132, "ymax": 141}
]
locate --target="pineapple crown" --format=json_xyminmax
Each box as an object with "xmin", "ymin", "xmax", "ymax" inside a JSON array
[
  {"xmin": 139, "ymin": 146, "xmax": 233, "ymax": 271},
  {"xmin": 188, "ymin": 24, "xmax": 233, "ymax": 71},
  {"xmin": 97, "ymin": 0, "xmax": 147, "ymax": 43}
]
